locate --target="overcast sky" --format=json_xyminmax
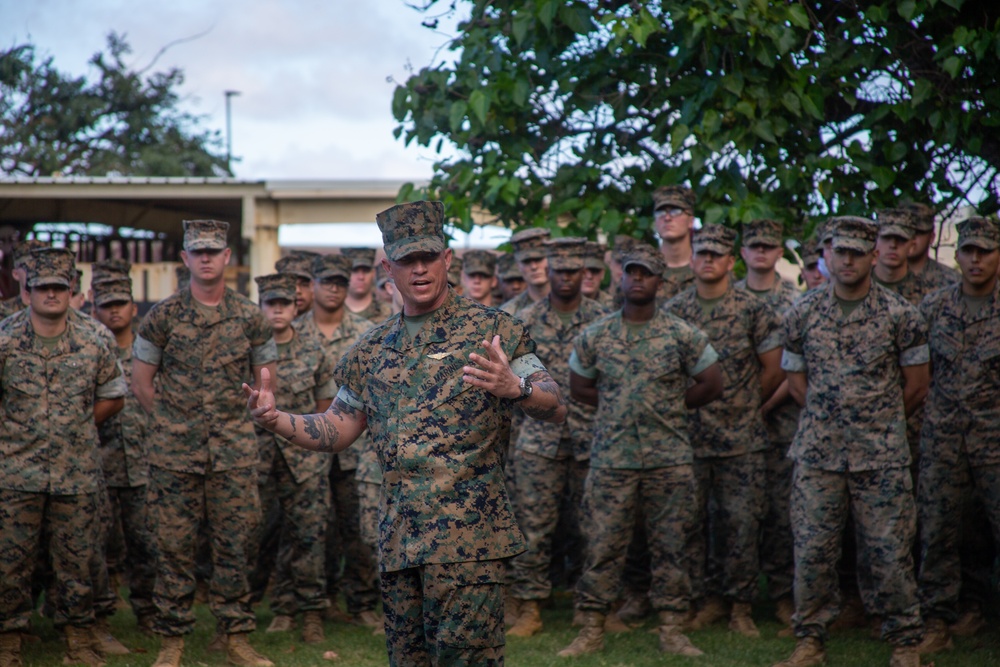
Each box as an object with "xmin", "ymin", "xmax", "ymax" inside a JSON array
[{"xmin": 3, "ymin": 0, "xmax": 465, "ymax": 182}]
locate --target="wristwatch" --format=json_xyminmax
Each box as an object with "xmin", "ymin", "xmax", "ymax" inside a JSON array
[{"xmin": 512, "ymin": 375, "xmax": 533, "ymax": 402}]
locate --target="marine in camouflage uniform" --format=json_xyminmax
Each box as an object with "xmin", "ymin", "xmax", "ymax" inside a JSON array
[
  {"xmin": 0, "ymin": 248, "xmax": 126, "ymax": 667},
  {"xmin": 293, "ymin": 254, "xmax": 381, "ymax": 625},
  {"xmin": 904, "ymin": 202, "xmax": 960, "ymax": 292},
  {"xmin": 0, "ymin": 239, "xmax": 48, "ymax": 322},
  {"xmin": 275, "ymin": 251, "xmax": 319, "ymax": 317},
  {"xmin": 506, "ymin": 238, "xmax": 609, "ymax": 637},
  {"xmin": 735, "ymin": 219, "xmax": 801, "ymax": 619},
  {"xmin": 495, "ymin": 253, "xmax": 526, "ymax": 304},
  {"xmin": 663, "ymin": 224, "xmax": 784, "ymax": 635},
  {"xmin": 873, "ymin": 209, "xmax": 935, "ymax": 307},
  {"xmin": 776, "ymin": 217, "xmax": 927, "ymax": 667},
  {"xmin": 581, "ymin": 241, "xmax": 615, "ymax": 308},
  {"xmin": 245, "ymin": 201, "xmax": 567, "ymax": 666},
  {"xmin": 916, "ymin": 217, "xmax": 1000, "ymax": 652},
  {"xmin": 561, "ymin": 244, "xmax": 722, "ymax": 658},
  {"xmin": 342, "ymin": 247, "xmax": 388, "ymax": 323},
  {"xmin": 250, "ymin": 273, "xmax": 337, "ymax": 642},
  {"xmin": 500, "ymin": 228, "xmax": 551, "ymax": 316},
  {"xmin": 460, "ymin": 250, "xmax": 499, "ymax": 308},
  {"xmin": 653, "ymin": 186, "xmax": 697, "ymax": 300},
  {"xmin": 133, "ymin": 220, "xmax": 277, "ymax": 667},
  {"xmin": 91, "ymin": 269, "xmax": 158, "ymax": 632}
]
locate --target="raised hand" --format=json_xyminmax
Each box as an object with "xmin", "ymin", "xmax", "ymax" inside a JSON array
[
  {"xmin": 463, "ymin": 335, "xmax": 521, "ymax": 399},
  {"xmin": 243, "ymin": 366, "xmax": 279, "ymax": 430}
]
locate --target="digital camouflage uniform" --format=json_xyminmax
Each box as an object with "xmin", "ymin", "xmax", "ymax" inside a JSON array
[
  {"xmin": 295, "ymin": 303, "xmax": 381, "ymax": 616},
  {"xmin": 0, "ymin": 296, "xmax": 126, "ymax": 634},
  {"xmin": 499, "ymin": 228, "xmax": 550, "ymax": 317},
  {"xmin": 570, "ymin": 307, "xmax": 717, "ymax": 615},
  {"xmin": 508, "ymin": 242, "xmax": 609, "ymax": 603},
  {"xmin": 336, "ymin": 283, "xmax": 543, "ymax": 666},
  {"xmin": 252, "ymin": 273, "xmax": 338, "ymax": 618},
  {"xmin": 917, "ymin": 218, "xmax": 1000, "ymax": 625},
  {"xmin": 915, "ymin": 258, "xmax": 960, "ymax": 292},
  {"xmin": 0, "ymin": 296, "xmax": 23, "ymax": 322},
  {"xmin": 873, "ymin": 271, "xmax": 932, "ymax": 307},
  {"xmin": 782, "ymin": 254, "xmax": 927, "ymax": 645},
  {"xmin": 342, "ymin": 247, "xmax": 389, "ymax": 324},
  {"xmin": 735, "ymin": 270, "xmax": 801, "ymax": 603},
  {"xmin": 663, "ymin": 275, "xmax": 782, "ymax": 605},
  {"xmin": 134, "ymin": 242, "xmax": 277, "ymax": 636},
  {"xmin": 354, "ymin": 431, "xmax": 383, "ymax": 551}
]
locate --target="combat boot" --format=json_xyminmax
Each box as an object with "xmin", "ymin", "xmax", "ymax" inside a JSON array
[
  {"xmin": 152, "ymin": 636, "xmax": 184, "ymax": 667},
  {"xmin": 557, "ymin": 612, "xmax": 605, "ymax": 657},
  {"xmin": 265, "ymin": 615, "xmax": 293, "ymax": 633},
  {"xmin": 657, "ymin": 612, "xmax": 703, "ymax": 657},
  {"xmin": 771, "ymin": 637, "xmax": 826, "ymax": 667},
  {"xmin": 729, "ymin": 602, "xmax": 761, "ymax": 638},
  {"xmin": 63, "ymin": 626, "xmax": 105, "ymax": 667},
  {"xmin": 508, "ymin": 600, "xmax": 543, "ymax": 638},
  {"xmin": 90, "ymin": 619, "xmax": 130, "ymax": 656},
  {"xmin": 775, "ymin": 596, "xmax": 795, "ymax": 626},
  {"xmin": 687, "ymin": 595, "xmax": 729, "ymax": 630},
  {"xmin": 916, "ymin": 617, "xmax": 952, "ymax": 654},
  {"xmin": 603, "ymin": 611, "xmax": 631, "ymax": 634},
  {"xmin": 354, "ymin": 610, "xmax": 382, "ymax": 628},
  {"xmin": 504, "ymin": 593, "xmax": 522, "ymax": 627},
  {"xmin": 888, "ymin": 645, "xmax": 920, "ymax": 667},
  {"xmin": 0, "ymin": 632, "xmax": 22, "ymax": 667},
  {"xmin": 616, "ymin": 593, "xmax": 651, "ymax": 624},
  {"xmin": 301, "ymin": 612, "xmax": 324, "ymax": 645},
  {"xmin": 206, "ymin": 630, "xmax": 227, "ymax": 653},
  {"xmin": 226, "ymin": 634, "xmax": 273, "ymax": 667}
]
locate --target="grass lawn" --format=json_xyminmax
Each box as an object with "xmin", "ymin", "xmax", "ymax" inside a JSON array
[{"xmin": 16, "ymin": 596, "xmax": 1000, "ymax": 667}]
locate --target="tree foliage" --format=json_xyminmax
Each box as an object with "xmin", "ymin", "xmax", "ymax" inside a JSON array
[
  {"xmin": 393, "ymin": 0, "xmax": 1000, "ymax": 238},
  {"xmin": 0, "ymin": 33, "xmax": 229, "ymax": 178}
]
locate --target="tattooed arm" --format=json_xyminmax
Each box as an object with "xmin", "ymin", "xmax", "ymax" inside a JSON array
[
  {"xmin": 243, "ymin": 367, "xmax": 366, "ymax": 453},
  {"xmin": 463, "ymin": 335, "xmax": 567, "ymax": 424}
]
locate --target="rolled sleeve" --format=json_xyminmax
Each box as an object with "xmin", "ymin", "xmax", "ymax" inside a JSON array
[
  {"xmin": 781, "ymin": 349, "xmax": 806, "ymax": 373},
  {"xmin": 132, "ymin": 335, "xmax": 162, "ymax": 366},
  {"xmin": 251, "ymin": 338, "xmax": 278, "ymax": 366},
  {"xmin": 568, "ymin": 349, "xmax": 597, "ymax": 379},
  {"xmin": 510, "ymin": 352, "xmax": 546, "ymax": 377},
  {"xmin": 96, "ymin": 375, "xmax": 128, "ymax": 401},
  {"xmin": 900, "ymin": 343, "xmax": 930, "ymax": 367},
  {"xmin": 690, "ymin": 344, "xmax": 719, "ymax": 377},
  {"xmin": 335, "ymin": 385, "xmax": 364, "ymax": 411}
]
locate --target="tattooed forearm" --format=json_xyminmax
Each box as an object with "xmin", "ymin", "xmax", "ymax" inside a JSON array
[
  {"xmin": 520, "ymin": 371, "xmax": 567, "ymax": 423},
  {"xmin": 327, "ymin": 397, "xmax": 359, "ymax": 419},
  {"xmin": 300, "ymin": 414, "xmax": 341, "ymax": 453}
]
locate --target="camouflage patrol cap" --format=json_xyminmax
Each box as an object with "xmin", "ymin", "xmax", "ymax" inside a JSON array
[
  {"xmin": 376, "ymin": 200, "xmax": 447, "ymax": 261},
  {"xmin": 448, "ymin": 254, "xmax": 463, "ymax": 287},
  {"xmin": 742, "ymin": 219, "xmax": 783, "ymax": 247},
  {"xmin": 583, "ymin": 241, "xmax": 607, "ymax": 270},
  {"xmin": 91, "ymin": 258, "xmax": 132, "ymax": 285},
  {"xmin": 183, "ymin": 219, "xmax": 229, "ymax": 251},
  {"xmin": 692, "ymin": 224, "xmax": 737, "ymax": 255},
  {"xmin": 276, "ymin": 251, "xmax": 320, "ymax": 280},
  {"xmin": 462, "ymin": 250, "xmax": 497, "ymax": 277},
  {"xmin": 799, "ymin": 239, "xmax": 821, "ymax": 266},
  {"xmin": 312, "ymin": 253, "xmax": 352, "ymax": 281},
  {"xmin": 830, "ymin": 216, "xmax": 878, "ymax": 253},
  {"xmin": 875, "ymin": 208, "xmax": 916, "ymax": 240},
  {"xmin": 12, "ymin": 239, "xmax": 48, "ymax": 269},
  {"xmin": 544, "ymin": 237, "xmax": 588, "ymax": 270},
  {"xmin": 903, "ymin": 202, "xmax": 937, "ymax": 233},
  {"xmin": 341, "ymin": 247, "xmax": 377, "ymax": 269},
  {"xmin": 25, "ymin": 247, "xmax": 75, "ymax": 288},
  {"xmin": 816, "ymin": 220, "xmax": 835, "ymax": 246},
  {"xmin": 652, "ymin": 185, "xmax": 696, "ymax": 213},
  {"xmin": 175, "ymin": 264, "xmax": 190, "ymax": 291},
  {"xmin": 255, "ymin": 273, "xmax": 297, "ymax": 302},
  {"xmin": 957, "ymin": 216, "xmax": 1000, "ymax": 251},
  {"xmin": 622, "ymin": 243, "xmax": 666, "ymax": 277},
  {"xmin": 92, "ymin": 277, "xmax": 133, "ymax": 307},
  {"xmin": 496, "ymin": 253, "xmax": 522, "ymax": 281},
  {"xmin": 612, "ymin": 235, "xmax": 642, "ymax": 263},
  {"xmin": 510, "ymin": 227, "xmax": 551, "ymax": 262}
]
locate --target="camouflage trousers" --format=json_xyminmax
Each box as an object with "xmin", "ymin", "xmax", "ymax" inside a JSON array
[
  {"xmin": 251, "ymin": 454, "xmax": 330, "ymax": 615},
  {"xmin": 790, "ymin": 464, "xmax": 922, "ymax": 646},
  {"xmin": 508, "ymin": 450, "xmax": 588, "ymax": 600},
  {"xmin": 688, "ymin": 452, "xmax": 767, "ymax": 603},
  {"xmin": 382, "ymin": 559, "xmax": 505, "ymax": 667},
  {"xmin": 357, "ymin": 480, "xmax": 380, "ymax": 551},
  {"xmin": 760, "ymin": 446, "xmax": 794, "ymax": 600},
  {"xmin": 90, "ymin": 480, "xmax": 117, "ymax": 620},
  {"xmin": 575, "ymin": 466, "xmax": 695, "ymax": 614},
  {"xmin": 326, "ymin": 464, "xmax": 379, "ymax": 613},
  {"xmin": 147, "ymin": 466, "xmax": 260, "ymax": 636},
  {"xmin": 918, "ymin": 457, "xmax": 1000, "ymax": 622},
  {"xmin": 108, "ymin": 485, "xmax": 157, "ymax": 620},
  {"xmin": 0, "ymin": 489, "xmax": 98, "ymax": 631}
]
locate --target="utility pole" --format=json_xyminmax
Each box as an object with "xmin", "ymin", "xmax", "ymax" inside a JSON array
[{"xmin": 224, "ymin": 90, "xmax": 241, "ymax": 175}]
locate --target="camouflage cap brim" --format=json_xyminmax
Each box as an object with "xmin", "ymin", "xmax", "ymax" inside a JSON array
[
  {"xmin": 742, "ymin": 232, "xmax": 782, "ymax": 247},
  {"xmin": 831, "ymin": 237, "xmax": 874, "ymax": 253},
  {"xmin": 26, "ymin": 275, "xmax": 72, "ymax": 289},
  {"xmin": 547, "ymin": 256, "xmax": 585, "ymax": 271},
  {"xmin": 385, "ymin": 236, "xmax": 447, "ymax": 262},
  {"xmin": 260, "ymin": 288, "xmax": 296, "ymax": 302},
  {"xmin": 958, "ymin": 236, "xmax": 999, "ymax": 251},
  {"xmin": 692, "ymin": 240, "xmax": 733, "ymax": 255},
  {"xmin": 499, "ymin": 267, "xmax": 523, "ymax": 280},
  {"xmin": 583, "ymin": 256, "xmax": 606, "ymax": 270},
  {"xmin": 94, "ymin": 289, "xmax": 133, "ymax": 307},
  {"xmin": 878, "ymin": 224, "xmax": 915, "ymax": 240},
  {"xmin": 185, "ymin": 238, "xmax": 228, "ymax": 251},
  {"xmin": 622, "ymin": 257, "xmax": 663, "ymax": 275},
  {"xmin": 514, "ymin": 248, "xmax": 547, "ymax": 262}
]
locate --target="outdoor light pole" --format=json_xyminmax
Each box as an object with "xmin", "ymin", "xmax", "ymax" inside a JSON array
[{"xmin": 224, "ymin": 90, "xmax": 241, "ymax": 175}]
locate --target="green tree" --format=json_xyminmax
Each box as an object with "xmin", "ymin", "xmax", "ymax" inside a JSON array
[
  {"xmin": 0, "ymin": 33, "xmax": 229, "ymax": 178},
  {"xmin": 393, "ymin": 0, "xmax": 1000, "ymax": 237}
]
